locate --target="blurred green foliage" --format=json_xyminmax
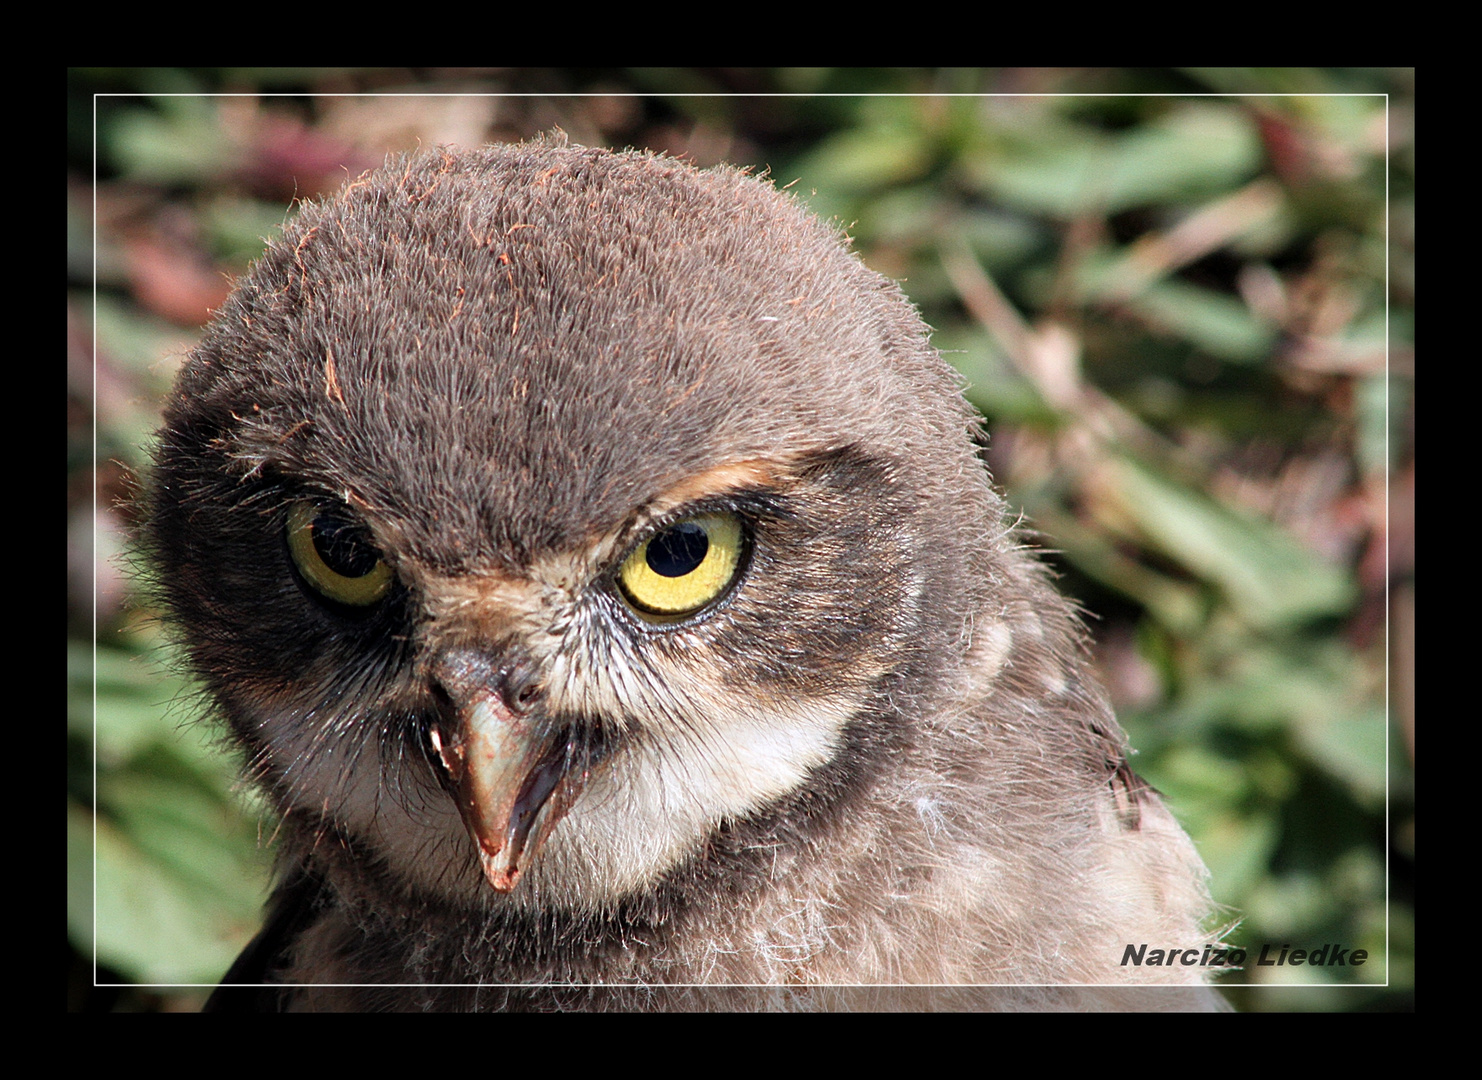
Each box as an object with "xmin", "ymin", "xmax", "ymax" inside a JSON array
[{"xmin": 68, "ymin": 68, "xmax": 1413, "ymax": 1012}]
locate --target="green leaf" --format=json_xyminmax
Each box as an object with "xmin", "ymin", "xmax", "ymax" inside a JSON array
[
  {"xmin": 1096, "ymin": 457, "xmax": 1355, "ymax": 629},
  {"xmin": 965, "ymin": 102, "xmax": 1262, "ymax": 217},
  {"xmin": 79, "ymin": 642, "xmax": 200, "ymax": 762},
  {"xmin": 1124, "ymin": 278, "xmax": 1277, "ymax": 363},
  {"xmin": 108, "ymin": 96, "xmax": 235, "ymax": 184},
  {"xmin": 89, "ymin": 792, "xmax": 266, "ymax": 985},
  {"xmin": 1102, "ymin": 104, "xmax": 1263, "ymax": 210}
]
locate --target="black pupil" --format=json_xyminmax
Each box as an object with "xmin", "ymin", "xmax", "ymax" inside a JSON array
[
  {"xmin": 312, "ymin": 511, "xmax": 381, "ymax": 577},
  {"xmin": 646, "ymin": 523, "xmax": 709, "ymax": 578}
]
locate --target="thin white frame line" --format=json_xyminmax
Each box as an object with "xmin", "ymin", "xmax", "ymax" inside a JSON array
[
  {"xmin": 112, "ymin": 979, "xmax": 1389, "ymax": 989},
  {"xmin": 1383, "ymin": 93, "xmax": 1392, "ymax": 992},
  {"xmin": 86, "ymin": 84, "xmax": 1400, "ymax": 998},
  {"xmin": 89, "ymin": 91, "xmax": 1391, "ymax": 99},
  {"xmin": 91, "ymin": 88, "xmax": 101, "ymax": 997}
]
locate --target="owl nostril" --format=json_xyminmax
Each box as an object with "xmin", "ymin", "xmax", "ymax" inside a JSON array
[
  {"xmin": 431, "ymin": 647, "xmax": 545, "ymax": 718},
  {"xmin": 501, "ymin": 660, "xmax": 544, "ymax": 715}
]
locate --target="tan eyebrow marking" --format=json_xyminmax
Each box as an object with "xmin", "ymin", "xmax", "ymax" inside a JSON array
[
  {"xmin": 640, "ymin": 458, "xmax": 794, "ymax": 520},
  {"xmin": 574, "ymin": 458, "xmax": 799, "ymax": 576}
]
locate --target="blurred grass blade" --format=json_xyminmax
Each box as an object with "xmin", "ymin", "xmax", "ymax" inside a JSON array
[{"xmin": 1092, "ymin": 456, "xmax": 1355, "ymax": 628}]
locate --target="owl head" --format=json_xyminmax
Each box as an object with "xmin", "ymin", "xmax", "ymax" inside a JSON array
[{"xmin": 145, "ymin": 140, "xmax": 1062, "ymax": 924}]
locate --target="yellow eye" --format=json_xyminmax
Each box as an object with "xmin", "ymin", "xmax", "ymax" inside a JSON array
[
  {"xmin": 617, "ymin": 511, "xmax": 746, "ymax": 618},
  {"xmin": 286, "ymin": 500, "xmax": 394, "ymax": 607}
]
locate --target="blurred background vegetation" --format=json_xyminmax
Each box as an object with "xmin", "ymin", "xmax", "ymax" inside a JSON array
[{"xmin": 67, "ymin": 67, "xmax": 1414, "ymax": 1012}]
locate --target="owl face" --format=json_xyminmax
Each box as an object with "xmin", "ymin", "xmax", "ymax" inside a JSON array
[{"xmin": 147, "ymin": 142, "xmax": 1000, "ymax": 914}]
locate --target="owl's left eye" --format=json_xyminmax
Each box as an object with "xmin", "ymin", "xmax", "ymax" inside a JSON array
[
  {"xmin": 286, "ymin": 500, "xmax": 394, "ymax": 607},
  {"xmin": 617, "ymin": 511, "xmax": 747, "ymax": 619}
]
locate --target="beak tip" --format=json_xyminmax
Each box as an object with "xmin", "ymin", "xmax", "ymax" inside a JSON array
[{"xmin": 478, "ymin": 846, "xmax": 522, "ymax": 893}]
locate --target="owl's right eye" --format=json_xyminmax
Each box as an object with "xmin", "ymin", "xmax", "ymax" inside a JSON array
[{"xmin": 286, "ymin": 500, "xmax": 394, "ymax": 607}]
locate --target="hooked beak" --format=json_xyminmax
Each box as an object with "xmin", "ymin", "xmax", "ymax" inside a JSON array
[{"xmin": 429, "ymin": 653, "xmax": 590, "ymax": 893}]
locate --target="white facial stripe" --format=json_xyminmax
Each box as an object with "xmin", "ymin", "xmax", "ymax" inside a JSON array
[
  {"xmin": 252, "ymin": 679, "xmax": 860, "ymax": 908},
  {"xmin": 538, "ymin": 688, "xmax": 857, "ymax": 900},
  {"xmin": 249, "ymin": 621, "xmax": 865, "ymax": 906},
  {"xmin": 528, "ymin": 634, "xmax": 860, "ymax": 899},
  {"xmin": 250, "ymin": 696, "xmax": 490, "ymax": 899}
]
